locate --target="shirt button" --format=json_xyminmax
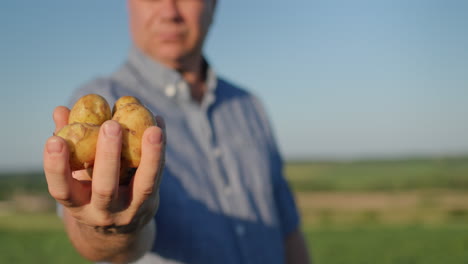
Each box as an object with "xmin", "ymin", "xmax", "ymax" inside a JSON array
[
  {"xmin": 235, "ymin": 224, "xmax": 245, "ymax": 237},
  {"xmin": 165, "ymin": 84, "xmax": 176, "ymax": 97}
]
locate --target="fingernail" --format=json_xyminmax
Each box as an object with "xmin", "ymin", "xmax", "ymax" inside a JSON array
[
  {"xmin": 47, "ymin": 138, "xmax": 63, "ymax": 154},
  {"xmin": 103, "ymin": 121, "xmax": 120, "ymax": 137},
  {"xmin": 148, "ymin": 129, "xmax": 162, "ymax": 145}
]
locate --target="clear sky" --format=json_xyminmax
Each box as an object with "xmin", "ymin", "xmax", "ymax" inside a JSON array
[{"xmin": 1, "ymin": 0, "xmax": 468, "ymax": 171}]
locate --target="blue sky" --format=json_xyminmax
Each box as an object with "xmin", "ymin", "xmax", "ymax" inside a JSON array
[{"xmin": 1, "ymin": 0, "xmax": 468, "ymax": 171}]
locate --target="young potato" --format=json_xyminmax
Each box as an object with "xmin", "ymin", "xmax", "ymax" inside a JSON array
[
  {"xmin": 112, "ymin": 96, "xmax": 142, "ymax": 115},
  {"xmin": 112, "ymin": 103, "xmax": 156, "ymax": 168},
  {"xmin": 56, "ymin": 123, "xmax": 100, "ymax": 171},
  {"xmin": 56, "ymin": 94, "xmax": 154, "ymax": 184},
  {"xmin": 68, "ymin": 94, "xmax": 111, "ymax": 125}
]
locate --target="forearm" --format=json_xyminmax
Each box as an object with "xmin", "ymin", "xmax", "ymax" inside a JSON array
[
  {"xmin": 285, "ymin": 229, "xmax": 312, "ymax": 264},
  {"xmin": 64, "ymin": 210, "xmax": 155, "ymax": 263}
]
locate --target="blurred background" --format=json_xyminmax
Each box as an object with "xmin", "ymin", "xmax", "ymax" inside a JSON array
[{"xmin": 1, "ymin": 0, "xmax": 468, "ymax": 263}]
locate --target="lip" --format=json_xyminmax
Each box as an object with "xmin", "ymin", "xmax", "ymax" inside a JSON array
[{"xmin": 158, "ymin": 31, "xmax": 184, "ymax": 42}]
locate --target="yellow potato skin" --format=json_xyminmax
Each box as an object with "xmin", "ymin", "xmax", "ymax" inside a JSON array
[
  {"xmin": 68, "ymin": 94, "xmax": 111, "ymax": 125},
  {"xmin": 55, "ymin": 94, "xmax": 155, "ymax": 184},
  {"xmin": 112, "ymin": 103, "xmax": 156, "ymax": 168},
  {"xmin": 112, "ymin": 96, "xmax": 142, "ymax": 115},
  {"xmin": 56, "ymin": 123, "xmax": 100, "ymax": 171}
]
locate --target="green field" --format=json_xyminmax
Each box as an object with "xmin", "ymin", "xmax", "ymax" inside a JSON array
[
  {"xmin": 1, "ymin": 156, "xmax": 468, "ymax": 263},
  {"xmin": 1, "ymin": 213, "xmax": 467, "ymax": 264},
  {"xmin": 286, "ymin": 157, "xmax": 468, "ymax": 192},
  {"xmin": 307, "ymin": 224, "xmax": 468, "ymax": 264},
  {"xmin": 0, "ymin": 213, "xmax": 88, "ymax": 264}
]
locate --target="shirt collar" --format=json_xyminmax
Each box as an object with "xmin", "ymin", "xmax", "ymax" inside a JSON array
[{"xmin": 127, "ymin": 46, "xmax": 217, "ymax": 107}]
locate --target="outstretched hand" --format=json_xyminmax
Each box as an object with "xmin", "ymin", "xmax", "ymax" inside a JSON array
[{"xmin": 43, "ymin": 106, "xmax": 165, "ymax": 234}]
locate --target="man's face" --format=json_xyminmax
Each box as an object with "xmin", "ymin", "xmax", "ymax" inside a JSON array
[{"xmin": 128, "ymin": 0, "xmax": 216, "ymax": 69}]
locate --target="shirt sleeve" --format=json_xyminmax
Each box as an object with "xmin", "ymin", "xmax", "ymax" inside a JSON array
[{"xmin": 271, "ymin": 149, "xmax": 301, "ymax": 238}]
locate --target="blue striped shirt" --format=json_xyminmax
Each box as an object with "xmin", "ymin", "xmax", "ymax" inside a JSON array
[{"xmin": 68, "ymin": 47, "xmax": 300, "ymax": 264}]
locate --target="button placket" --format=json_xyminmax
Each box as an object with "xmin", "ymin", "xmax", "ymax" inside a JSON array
[{"xmin": 177, "ymin": 81, "xmax": 190, "ymax": 102}]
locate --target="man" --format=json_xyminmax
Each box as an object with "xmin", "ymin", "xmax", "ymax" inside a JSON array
[{"xmin": 43, "ymin": 0, "xmax": 311, "ymax": 263}]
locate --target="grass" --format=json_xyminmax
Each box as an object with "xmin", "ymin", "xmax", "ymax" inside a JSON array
[
  {"xmin": 0, "ymin": 212, "xmax": 63, "ymax": 231},
  {"xmin": 295, "ymin": 190, "xmax": 468, "ymax": 226},
  {"xmin": 0, "ymin": 229, "xmax": 89, "ymax": 264},
  {"xmin": 0, "ymin": 156, "xmax": 467, "ymax": 263},
  {"xmin": 306, "ymin": 224, "xmax": 468, "ymax": 264},
  {"xmin": 0, "ymin": 213, "xmax": 89, "ymax": 264},
  {"xmin": 2, "ymin": 213, "xmax": 468, "ymax": 264},
  {"xmin": 285, "ymin": 156, "xmax": 468, "ymax": 192}
]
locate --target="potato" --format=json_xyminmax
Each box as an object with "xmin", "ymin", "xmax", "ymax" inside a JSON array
[
  {"xmin": 112, "ymin": 96, "xmax": 142, "ymax": 115},
  {"xmin": 56, "ymin": 123, "xmax": 100, "ymax": 171},
  {"xmin": 68, "ymin": 94, "xmax": 111, "ymax": 125},
  {"xmin": 55, "ymin": 94, "xmax": 155, "ymax": 184},
  {"xmin": 112, "ymin": 103, "xmax": 156, "ymax": 168}
]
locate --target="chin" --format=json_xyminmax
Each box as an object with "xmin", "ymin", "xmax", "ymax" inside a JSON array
[{"xmin": 151, "ymin": 48, "xmax": 192, "ymax": 69}]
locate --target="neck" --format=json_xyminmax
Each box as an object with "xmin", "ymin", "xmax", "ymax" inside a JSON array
[
  {"xmin": 164, "ymin": 54, "xmax": 207, "ymax": 104},
  {"xmin": 178, "ymin": 55, "xmax": 207, "ymax": 103}
]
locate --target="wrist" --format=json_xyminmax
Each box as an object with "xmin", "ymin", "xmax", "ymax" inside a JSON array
[{"xmin": 65, "ymin": 212, "xmax": 156, "ymax": 263}]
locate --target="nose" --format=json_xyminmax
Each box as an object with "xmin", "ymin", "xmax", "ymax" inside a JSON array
[{"xmin": 160, "ymin": 0, "xmax": 182, "ymax": 22}]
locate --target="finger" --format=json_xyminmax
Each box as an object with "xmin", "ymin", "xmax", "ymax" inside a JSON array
[
  {"xmin": 91, "ymin": 120, "xmax": 122, "ymax": 211},
  {"xmin": 154, "ymin": 115, "xmax": 166, "ymax": 187},
  {"xmin": 43, "ymin": 136, "xmax": 74, "ymax": 207},
  {"xmin": 130, "ymin": 124, "xmax": 165, "ymax": 210},
  {"xmin": 53, "ymin": 106, "xmax": 70, "ymax": 134}
]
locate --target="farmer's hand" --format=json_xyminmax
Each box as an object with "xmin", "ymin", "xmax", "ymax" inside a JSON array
[{"xmin": 43, "ymin": 106, "xmax": 165, "ymax": 263}]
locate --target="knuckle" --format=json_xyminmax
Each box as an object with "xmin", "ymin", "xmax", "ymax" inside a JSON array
[
  {"xmin": 43, "ymin": 162, "xmax": 55, "ymax": 172},
  {"xmin": 93, "ymin": 187, "xmax": 115, "ymax": 202},
  {"xmin": 48, "ymin": 187, "xmax": 71, "ymax": 204},
  {"xmin": 94, "ymin": 213, "xmax": 114, "ymax": 227},
  {"xmin": 96, "ymin": 137, "xmax": 121, "ymax": 162},
  {"xmin": 99, "ymin": 149, "xmax": 120, "ymax": 163},
  {"xmin": 44, "ymin": 160, "xmax": 64, "ymax": 173},
  {"xmin": 139, "ymin": 185, "xmax": 155, "ymax": 199},
  {"xmin": 117, "ymin": 215, "xmax": 134, "ymax": 227}
]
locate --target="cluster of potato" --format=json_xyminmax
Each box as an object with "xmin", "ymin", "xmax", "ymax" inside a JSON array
[{"xmin": 56, "ymin": 94, "xmax": 155, "ymax": 183}]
